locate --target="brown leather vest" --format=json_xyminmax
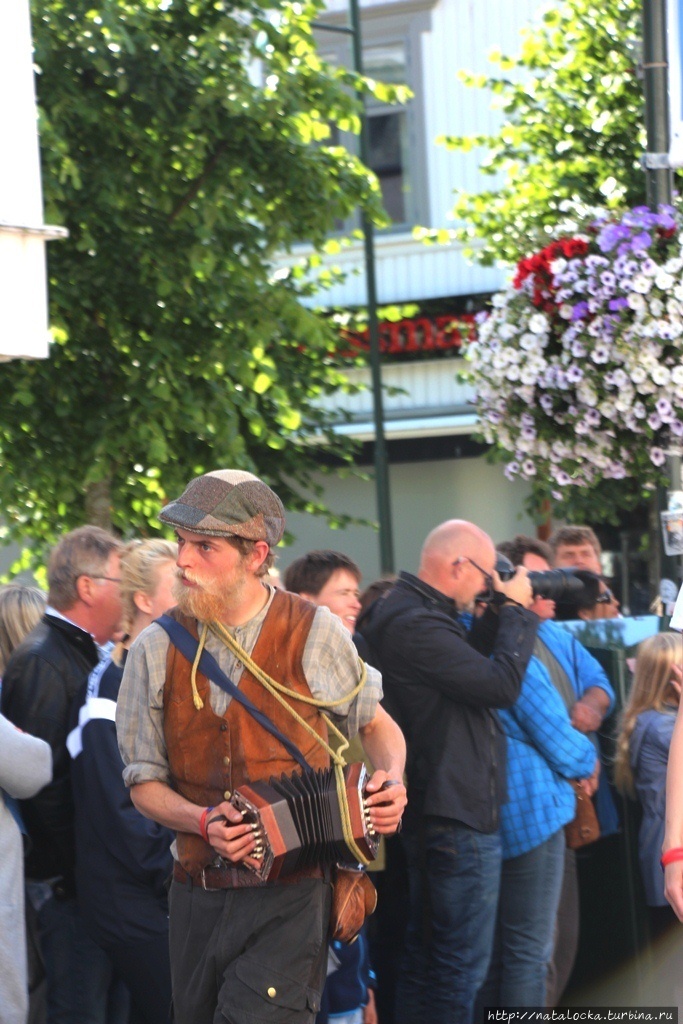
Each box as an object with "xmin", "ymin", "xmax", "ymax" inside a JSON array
[{"xmin": 163, "ymin": 590, "xmax": 329, "ymax": 875}]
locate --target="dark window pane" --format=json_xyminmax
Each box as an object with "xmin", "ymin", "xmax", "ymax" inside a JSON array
[{"xmin": 369, "ymin": 113, "xmax": 405, "ymax": 223}]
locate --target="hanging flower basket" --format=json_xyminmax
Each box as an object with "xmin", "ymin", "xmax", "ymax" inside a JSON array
[{"xmin": 467, "ymin": 205, "xmax": 683, "ymax": 503}]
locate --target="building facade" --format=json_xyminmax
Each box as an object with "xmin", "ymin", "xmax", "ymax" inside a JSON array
[{"xmin": 277, "ymin": 0, "xmax": 542, "ymax": 581}]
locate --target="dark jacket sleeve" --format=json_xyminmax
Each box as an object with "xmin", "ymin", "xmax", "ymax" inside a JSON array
[
  {"xmin": 2, "ymin": 648, "xmax": 77, "ymax": 883},
  {"xmin": 78, "ymin": 714, "xmax": 173, "ymax": 892},
  {"xmin": 384, "ymin": 603, "xmax": 538, "ymax": 710}
]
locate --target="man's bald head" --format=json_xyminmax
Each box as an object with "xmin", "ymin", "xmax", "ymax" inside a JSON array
[{"xmin": 419, "ymin": 520, "xmax": 496, "ymax": 609}]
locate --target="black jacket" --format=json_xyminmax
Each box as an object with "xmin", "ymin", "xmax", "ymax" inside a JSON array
[
  {"xmin": 358, "ymin": 572, "xmax": 538, "ymax": 833},
  {"xmin": 69, "ymin": 653, "xmax": 173, "ymax": 946},
  {"xmin": 1, "ymin": 613, "xmax": 99, "ymax": 889}
]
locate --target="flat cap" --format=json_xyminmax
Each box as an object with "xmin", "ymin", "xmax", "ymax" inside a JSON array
[{"xmin": 159, "ymin": 470, "xmax": 285, "ymax": 547}]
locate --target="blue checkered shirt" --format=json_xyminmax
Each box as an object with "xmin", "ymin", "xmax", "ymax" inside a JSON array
[{"xmin": 497, "ymin": 648, "xmax": 597, "ymax": 860}]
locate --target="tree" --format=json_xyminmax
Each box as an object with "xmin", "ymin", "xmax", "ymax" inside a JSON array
[
  {"xmin": 1, "ymin": 0, "xmax": 389, "ymax": 566},
  {"xmin": 445, "ymin": 0, "xmax": 657, "ymax": 266}
]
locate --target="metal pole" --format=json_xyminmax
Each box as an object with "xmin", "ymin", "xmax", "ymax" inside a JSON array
[
  {"xmin": 346, "ymin": 0, "xmax": 395, "ymax": 574},
  {"xmin": 642, "ymin": 0, "xmax": 682, "ymax": 595},
  {"xmin": 642, "ymin": 0, "xmax": 674, "ymax": 208}
]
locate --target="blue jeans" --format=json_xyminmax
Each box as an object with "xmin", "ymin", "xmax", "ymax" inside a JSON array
[
  {"xmin": 37, "ymin": 893, "xmax": 128, "ymax": 1024},
  {"xmin": 395, "ymin": 818, "xmax": 502, "ymax": 1024},
  {"xmin": 479, "ymin": 829, "xmax": 566, "ymax": 1010}
]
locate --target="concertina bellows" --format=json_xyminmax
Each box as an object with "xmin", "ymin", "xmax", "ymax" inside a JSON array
[{"xmin": 230, "ymin": 761, "xmax": 380, "ymax": 882}]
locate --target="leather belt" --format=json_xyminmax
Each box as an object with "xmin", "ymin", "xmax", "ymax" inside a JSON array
[{"xmin": 173, "ymin": 860, "xmax": 325, "ymax": 891}]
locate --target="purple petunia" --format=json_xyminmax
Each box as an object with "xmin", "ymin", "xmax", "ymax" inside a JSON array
[
  {"xmin": 572, "ymin": 302, "xmax": 589, "ymax": 321},
  {"xmin": 630, "ymin": 232, "xmax": 652, "ymax": 250},
  {"xmin": 597, "ymin": 223, "xmax": 630, "ymax": 253}
]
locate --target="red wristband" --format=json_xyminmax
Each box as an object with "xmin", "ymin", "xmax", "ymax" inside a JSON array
[
  {"xmin": 660, "ymin": 846, "xmax": 683, "ymax": 868},
  {"xmin": 199, "ymin": 806, "xmax": 215, "ymax": 845}
]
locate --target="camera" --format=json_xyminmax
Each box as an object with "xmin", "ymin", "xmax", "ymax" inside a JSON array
[{"xmin": 494, "ymin": 554, "xmax": 585, "ymax": 602}]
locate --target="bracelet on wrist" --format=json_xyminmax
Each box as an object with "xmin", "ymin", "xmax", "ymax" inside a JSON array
[
  {"xmin": 199, "ymin": 805, "xmax": 215, "ymax": 845},
  {"xmin": 660, "ymin": 846, "xmax": 683, "ymax": 869}
]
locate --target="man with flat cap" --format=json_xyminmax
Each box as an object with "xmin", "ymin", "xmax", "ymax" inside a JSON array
[{"xmin": 116, "ymin": 469, "xmax": 407, "ymax": 1024}]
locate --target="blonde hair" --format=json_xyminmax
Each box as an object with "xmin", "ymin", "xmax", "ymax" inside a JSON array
[
  {"xmin": 118, "ymin": 539, "xmax": 177, "ymax": 637},
  {"xmin": 0, "ymin": 584, "xmax": 47, "ymax": 675},
  {"xmin": 614, "ymin": 632, "xmax": 683, "ymax": 797}
]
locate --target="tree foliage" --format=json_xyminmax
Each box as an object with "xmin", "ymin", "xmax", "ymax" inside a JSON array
[
  {"xmin": 1, "ymin": 0, "xmax": 389, "ymax": 565},
  {"xmin": 445, "ymin": 0, "xmax": 655, "ymax": 266}
]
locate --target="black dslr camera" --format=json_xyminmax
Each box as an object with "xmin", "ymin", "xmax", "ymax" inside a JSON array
[{"xmin": 494, "ymin": 554, "xmax": 586, "ymax": 602}]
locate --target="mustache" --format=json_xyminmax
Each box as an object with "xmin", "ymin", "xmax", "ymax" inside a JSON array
[{"xmin": 175, "ymin": 569, "xmax": 201, "ymax": 586}]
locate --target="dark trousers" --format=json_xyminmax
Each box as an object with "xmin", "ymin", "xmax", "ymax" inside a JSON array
[
  {"xmin": 480, "ymin": 829, "xmax": 565, "ymax": 1010},
  {"xmin": 546, "ymin": 848, "xmax": 578, "ymax": 1006},
  {"xmin": 106, "ymin": 935, "xmax": 172, "ymax": 1024},
  {"xmin": 37, "ymin": 894, "xmax": 128, "ymax": 1024},
  {"xmin": 395, "ymin": 819, "xmax": 502, "ymax": 1024},
  {"xmin": 169, "ymin": 876, "xmax": 331, "ymax": 1024}
]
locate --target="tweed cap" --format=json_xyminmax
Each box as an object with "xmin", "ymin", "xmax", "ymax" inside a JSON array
[{"xmin": 159, "ymin": 470, "xmax": 285, "ymax": 546}]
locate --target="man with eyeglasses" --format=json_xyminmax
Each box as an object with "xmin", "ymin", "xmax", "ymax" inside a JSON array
[
  {"xmin": 358, "ymin": 519, "xmax": 539, "ymax": 1024},
  {"xmin": 2, "ymin": 525, "xmax": 125, "ymax": 1024}
]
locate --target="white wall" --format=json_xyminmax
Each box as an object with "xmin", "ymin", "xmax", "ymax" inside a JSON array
[{"xmin": 280, "ymin": 454, "xmax": 535, "ymax": 582}]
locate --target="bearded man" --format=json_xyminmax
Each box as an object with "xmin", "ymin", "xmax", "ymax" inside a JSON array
[{"xmin": 116, "ymin": 470, "xmax": 406, "ymax": 1024}]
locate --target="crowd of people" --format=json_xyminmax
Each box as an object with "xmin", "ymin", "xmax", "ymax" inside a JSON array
[{"xmin": 0, "ymin": 470, "xmax": 681, "ymax": 1024}]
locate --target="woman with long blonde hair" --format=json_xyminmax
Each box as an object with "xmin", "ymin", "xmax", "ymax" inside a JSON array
[
  {"xmin": 615, "ymin": 632, "xmax": 682, "ymax": 934},
  {"xmin": 0, "ymin": 584, "xmax": 46, "ymax": 677},
  {"xmin": 69, "ymin": 539, "xmax": 177, "ymax": 1024}
]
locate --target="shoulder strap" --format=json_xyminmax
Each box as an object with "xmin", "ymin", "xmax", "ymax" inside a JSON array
[{"xmin": 156, "ymin": 613, "xmax": 312, "ymax": 774}]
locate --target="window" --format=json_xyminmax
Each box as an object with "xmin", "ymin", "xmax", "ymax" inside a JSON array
[
  {"xmin": 365, "ymin": 44, "xmax": 410, "ymax": 225},
  {"xmin": 316, "ymin": 2, "xmax": 434, "ymax": 233}
]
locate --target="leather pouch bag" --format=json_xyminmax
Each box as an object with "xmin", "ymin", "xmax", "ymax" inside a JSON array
[
  {"xmin": 329, "ymin": 866, "xmax": 378, "ymax": 944},
  {"xmin": 565, "ymin": 780, "xmax": 601, "ymax": 850}
]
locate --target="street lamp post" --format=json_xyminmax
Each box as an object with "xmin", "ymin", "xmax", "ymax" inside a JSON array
[
  {"xmin": 642, "ymin": 0, "xmax": 682, "ymax": 599},
  {"xmin": 313, "ymin": 5, "xmax": 395, "ymax": 574}
]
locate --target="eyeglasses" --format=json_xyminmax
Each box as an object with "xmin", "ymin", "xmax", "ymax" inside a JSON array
[
  {"xmin": 454, "ymin": 556, "xmax": 494, "ymax": 592},
  {"xmin": 595, "ymin": 587, "xmax": 615, "ymax": 604},
  {"xmin": 86, "ymin": 575, "xmax": 122, "ymax": 585}
]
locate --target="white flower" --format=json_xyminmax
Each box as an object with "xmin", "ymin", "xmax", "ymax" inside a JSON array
[
  {"xmin": 652, "ymin": 365, "xmax": 671, "ymax": 386},
  {"xmin": 528, "ymin": 313, "xmax": 549, "ymax": 334},
  {"xmin": 655, "ymin": 271, "xmax": 675, "ymax": 291},
  {"xmin": 631, "ymin": 274, "xmax": 653, "ymax": 294},
  {"xmin": 627, "ymin": 293, "xmax": 646, "ymax": 311},
  {"xmin": 591, "ymin": 345, "xmax": 611, "ymax": 364}
]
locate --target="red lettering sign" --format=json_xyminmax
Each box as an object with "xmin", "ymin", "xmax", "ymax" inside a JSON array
[{"xmin": 339, "ymin": 314, "xmax": 477, "ymax": 358}]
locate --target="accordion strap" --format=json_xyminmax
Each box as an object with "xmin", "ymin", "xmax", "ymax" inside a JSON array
[
  {"xmin": 207, "ymin": 619, "xmax": 367, "ymax": 769},
  {"xmin": 156, "ymin": 614, "xmax": 311, "ymax": 773}
]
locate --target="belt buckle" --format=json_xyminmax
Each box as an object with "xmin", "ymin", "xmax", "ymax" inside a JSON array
[{"xmin": 200, "ymin": 866, "xmax": 221, "ymax": 892}]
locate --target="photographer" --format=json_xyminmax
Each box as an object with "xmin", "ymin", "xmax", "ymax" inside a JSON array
[{"xmin": 358, "ymin": 519, "xmax": 538, "ymax": 1024}]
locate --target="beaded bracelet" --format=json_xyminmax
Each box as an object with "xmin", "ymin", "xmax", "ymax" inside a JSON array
[
  {"xmin": 199, "ymin": 806, "xmax": 215, "ymax": 844},
  {"xmin": 660, "ymin": 846, "xmax": 683, "ymax": 869}
]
